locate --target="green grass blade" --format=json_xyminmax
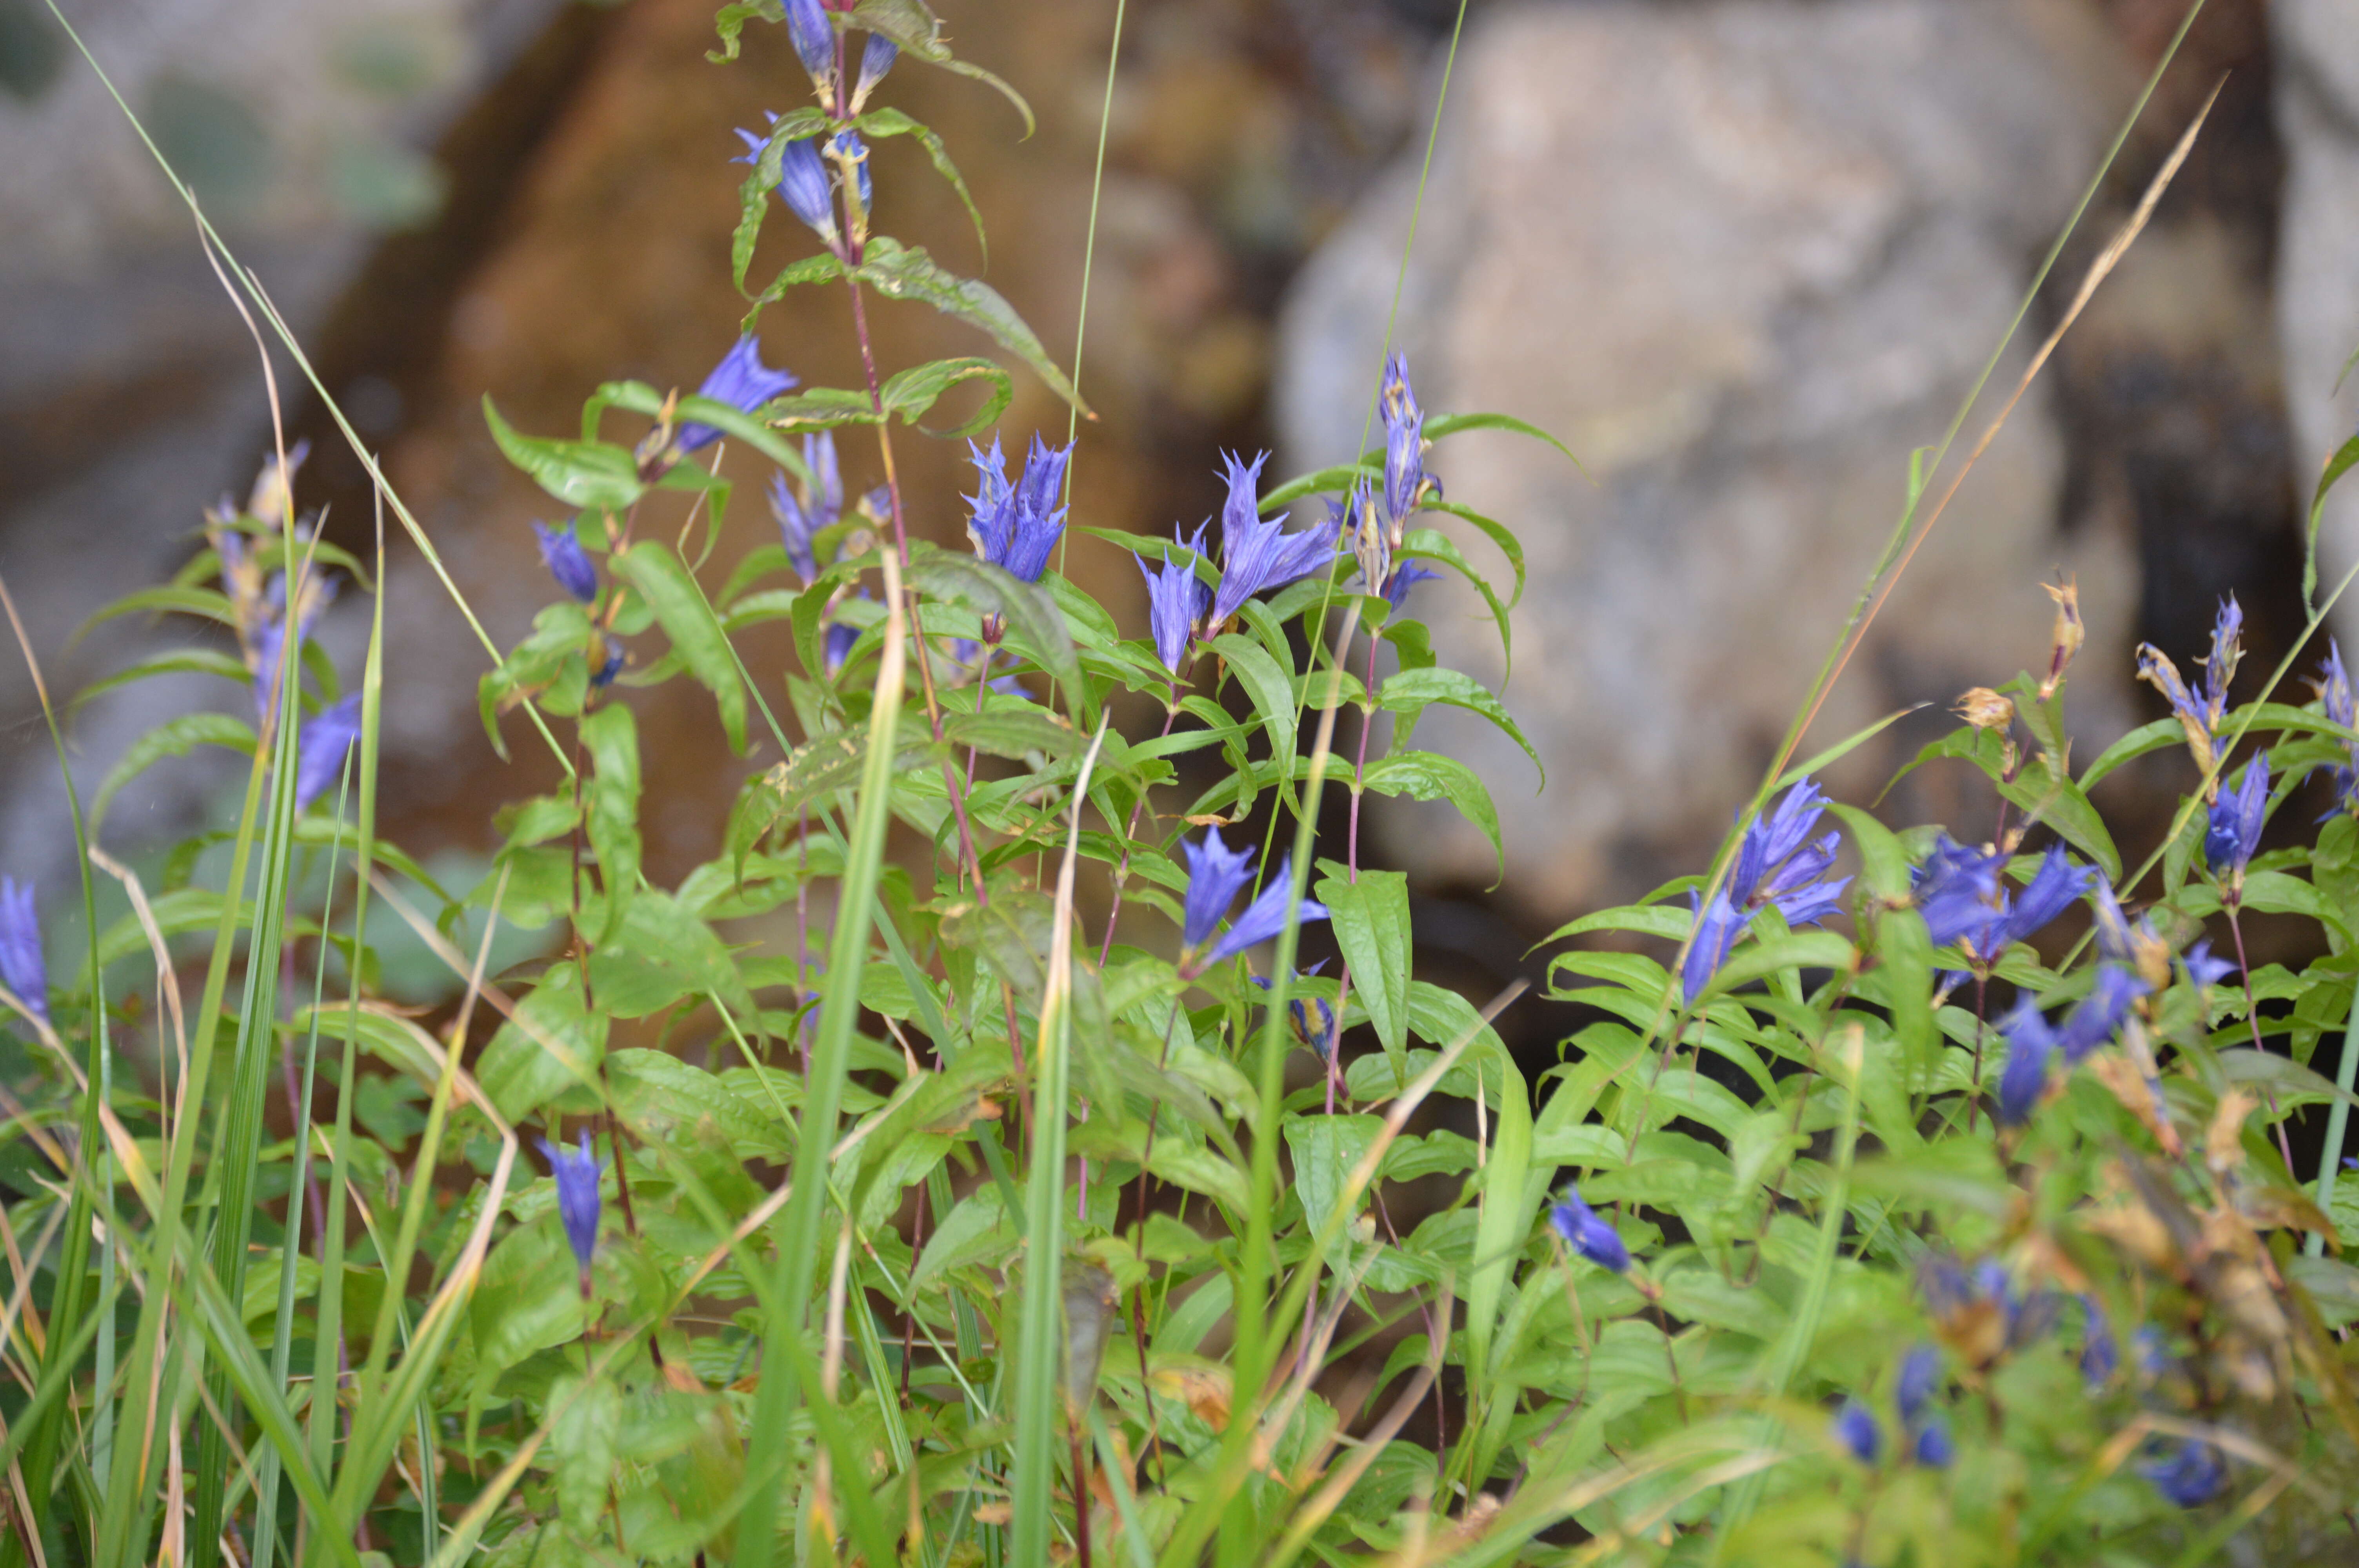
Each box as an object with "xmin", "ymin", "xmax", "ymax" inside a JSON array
[{"xmin": 731, "ymin": 551, "xmax": 909, "ymax": 1568}]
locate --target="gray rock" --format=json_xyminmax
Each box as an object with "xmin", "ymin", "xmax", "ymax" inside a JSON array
[
  {"xmin": 2275, "ymin": 0, "xmax": 2359, "ymax": 628},
  {"xmin": 1274, "ymin": 0, "xmax": 2140, "ymax": 917}
]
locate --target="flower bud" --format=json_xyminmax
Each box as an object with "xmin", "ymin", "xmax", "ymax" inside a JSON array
[{"xmin": 1954, "ymin": 687, "xmax": 2014, "ymax": 731}]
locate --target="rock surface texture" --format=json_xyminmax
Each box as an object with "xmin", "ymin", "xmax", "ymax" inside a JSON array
[
  {"xmin": 1276, "ymin": 0, "xmax": 2141, "ymax": 918},
  {"xmin": 2275, "ymin": 0, "xmax": 2359, "ymax": 632}
]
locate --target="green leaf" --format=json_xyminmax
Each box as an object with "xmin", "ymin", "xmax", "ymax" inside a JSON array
[
  {"xmin": 483, "ymin": 396, "xmax": 644, "ymax": 511},
  {"xmin": 1697, "ymin": 932, "xmax": 1856, "ymax": 1000},
  {"xmin": 1358, "ymin": 750, "xmax": 1502, "ymax": 883},
  {"xmin": 550, "ymin": 1373, "xmax": 622, "ymax": 1535},
  {"xmin": 1282, "ymin": 1116, "xmax": 1380, "ymax": 1237},
  {"xmin": 590, "ymin": 890, "xmax": 757, "ymax": 1020},
  {"xmin": 904, "ymin": 548, "xmax": 1089, "ymax": 724},
  {"xmin": 1400, "ymin": 526, "xmax": 1513, "ymax": 677},
  {"xmin": 1425, "ymin": 409, "xmax": 1587, "ymax": 479},
  {"xmin": 93, "ymin": 712, "xmax": 257, "ymax": 828},
  {"xmin": 74, "ymin": 584, "xmax": 238, "ymax": 641},
  {"xmin": 473, "ymin": 966, "xmax": 607, "ymax": 1121},
  {"xmin": 856, "ymin": 107, "xmax": 987, "ymax": 264},
  {"xmin": 580, "ymin": 702, "xmax": 641, "ymax": 943},
  {"xmin": 1998, "ymin": 753, "xmax": 2120, "ymax": 881},
  {"xmin": 879, "ymin": 356, "xmax": 1013, "ymax": 438},
  {"xmin": 1538, "ymin": 901, "xmax": 1688, "ymax": 946},
  {"xmin": 722, "ymin": 103, "xmax": 829, "ymax": 288},
  {"xmin": 1208, "ymin": 632, "xmax": 1297, "ymax": 791},
  {"xmin": 2307, "ymin": 426, "xmax": 2359, "ymax": 609},
  {"xmin": 853, "ymin": 237, "xmax": 1088, "ymax": 416},
  {"xmin": 1316, "ymin": 866, "xmax": 1412, "ymax": 1058},
  {"xmin": 69, "ymin": 648, "xmax": 255, "ymax": 711},
  {"xmin": 943, "ymin": 704, "xmax": 1080, "ymax": 760},
  {"xmin": 611, "ymin": 541, "xmax": 749, "ymax": 753},
  {"xmin": 1426, "ymin": 500, "xmax": 1525, "ymax": 609},
  {"xmin": 1378, "ymin": 666, "xmax": 1544, "ymax": 784},
  {"xmin": 2079, "ymin": 717, "xmax": 2183, "ymax": 791}
]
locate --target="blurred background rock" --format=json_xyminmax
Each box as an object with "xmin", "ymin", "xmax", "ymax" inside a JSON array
[{"xmin": 0, "ymin": 0, "xmax": 2342, "ymax": 1011}]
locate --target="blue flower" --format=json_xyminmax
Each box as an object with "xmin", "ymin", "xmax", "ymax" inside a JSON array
[
  {"xmin": 1382, "ymin": 561, "xmax": 1441, "ymax": 612},
  {"xmin": 1379, "ymin": 352, "xmax": 1432, "ymax": 532},
  {"xmin": 1911, "ymin": 1414, "xmax": 1954, "ymax": 1469},
  {"xmin": 773, "ymin": 136, "xmax": 841, "ymax": 247},
  {"xmin": 1137, "ymin": 523, "xmax": 1210, "ymax": 675},
  {"xmin": 1997, "ymin": 846, "xmax": 2093, "ymax": 951},
  {"xmin": 770, "ymin": 432, "xmax": 841, "ymax": 582},
  {"xmin": 2183, "ymin": 939, "xmax": 2234, "ymax": 989},
  {"xmin": 592, "ymin": 639, "xmax": 625, "ymax": 689},
  {"xmin": 251, "ymin": 573, "xmax": 336, "ymax": 722},
  {"xmin": 2142, "ymin": 1438, "xmax": 2226, "ymax": 1508},
  {"xmin": 964, "ymin": 434, "xmax": 1071, "ymax": 586},
  {"xmin": 783, "ymin": 0, "xmax": 834, "ymax": 82},
  {"xmin": 1548, "ymin": 1188, "xmax": 1630, "ymax": 1273},
  {"xmin": 679, "ymin": 337, "xmax": 798, "ymax": 453},
  {"xmin": 294, "ymin": 694, "xmax": 363, "ymax": 815},
  {"xmin": 2317, "ymin": 640, "xmax": 2358, "ymax": 817},
  {"xmin": 1208, "ymin": 451, "xmax": 1340, "ymax": 627},
  {"xmin": 852, "ymin": 33, "xmax": 897, "ymax": 110},
  {"xmin": 2055, "ymin": 963, "xmax": 2146, "ymax": 1065},
  {"xmin": 1682, "ymin": 778, "xmax": 1851, "ymax": 1000},
  {"xmin": 1179, "ymin": 826, "xmax": 1257, "ymax": 953},
  {"xmin": 2079, "ymin": 1296, "xmax": 2118, "ymax": 1387},
  {"xmin": 1996, "ymin": 995, "xmax": 2058, "ymax": 1127},
  {"xmin": 532, "ymin": 520, "xmax": 598, "ymax": 603},
  {"xmin": 0, "ymin": 878, "xmax": 46, "ymax": 1024},
  {"xmin": 2205, "ymin": 756, "xmax": 2268, "ymax": 879},
  {"xmin": 1681, "ymin": 889, "xmax": 1748, "ymax": 1005},
  {"xmin": 538, "ymin": 1129, "xmax": 604, "ymax": 1282},
  {"xmin": 1896, "ymin": 1344, "xmax": 1941, "ymax": 1425},
  {"xmin": 1252, "ymin": 961, "xmax": 1337, "ymax": 1058},
  {"xmin": 1911, "ymin": 835, "xmax": 2006, "ymax": 950},
  {"xmin": 1833, "ymin": 1400, "xmax": 1880, "ymax": 1464},
  {"xmin": 1201, "ymin": 857, "xmax": 1328, "ymax": 969},
  {"xmin": 823, "ymin": 618, "xmax": 860, "ymax": 677}
]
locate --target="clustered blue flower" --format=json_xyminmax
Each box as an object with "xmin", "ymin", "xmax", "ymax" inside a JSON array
[
  {"xmin": 1547, "ymin": 1186, "xmax": 1631, "ymax": 1273},
  {"xmin": 1137, "ymin": 523, "xmax": 1212, "ymax": 676},
  {"xmin": 771, "ymin": 431, "xmax": 843, "ymax": 583},
  {"xmin": 965, "ymin": 434, "xmax": 1072, "ymax": 589},
  {"xmin": 1342, "ymin": 354, "xmax": 1445, "ymax": 613},
  {"xmin": 2203, "ymin": 757, "xmax": 2268, "ymax": 884},
  {"xmin": 1176, "ymin": 826, "xmax": 1328, "ymax": 974},
  {"xmin": 1913, "ymin": 837, "xmax": 2089, "ymax": 975},
  {"xmin": 1207, "ymin": 451, "xmax": 1341, "ymax": 629},
  {"xmin": 1681, "ymin": 777, "xmax": 1851, "ymax": 1003},
  {"xmin": 1995, "ymin": 963, "xmax": 2147, "ymax": 1127}
]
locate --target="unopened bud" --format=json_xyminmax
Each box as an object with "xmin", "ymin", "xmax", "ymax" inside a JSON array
[
  {"xmin": 1955, "ymin": 687, "xmax": 2015, "ymax": 731},
  {"xmin": 2040, "ymin": 577, "xmax": 2084, "ymax": 699}
]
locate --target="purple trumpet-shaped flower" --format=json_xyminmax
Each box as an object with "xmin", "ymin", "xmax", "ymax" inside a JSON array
[
  {"xmin": 1996, "ymin": 995, "xmax": 2058, "ymax": 1127},
  {"xmin": 1682, "ymin": 777, "xmax": 1851, "ymax": 1001},
  {"xmin": 0, "ymin": 878, "xmax": 45, "ymax": 1024},
  {"xmin": 1911, "ymin": 835, "xmax": 2006, "ymax": 949},
  {"xmin": 2318, "ymin": 640, "xmax": 2359, "ymax": 817},
  {"xmin": 538, "ymin": 1129, "xmax": 604, "ymax": 1288},
  {"xmin": 1201, "ymin": 858, "xmax": 1327, "ymax": 969},
  {"xmin": 1911, "ymin": 1414, "xmax": 1955, "ymax": 1469},
  {"xmin": 852, "ymin": 34, "xmax": 897, "ymax": 110},
  {"xmin": 1682, "ymin": 889, "xmax": 1748, "ymax": 1005},
  {"xmin": 1252, "ymin": 962, "xmax": 1337, "ymax": 1058},
  {"xmin": 678, "ymin": 337, "xmax": 798, "ymax": 453},
  {"xmin": 1896, "ymin": 1344, "xmax": 1941, "ymax": 1426},
  {"xmin": 1137, "ymin": 523, "xmax": 1210, "ymax": 675},
  {"xmin": 769, "ymin": 134, "xmax": 840, "ymax": 247},
  {"xmin": 2183, "ymin": 939, "xmax": 2234, "ymax": 989},
  {"xmin": 2143, "ymin": 1439, "xmax": 2226, "ymax": 1508},
  {"xmin": 2055, "ymin": 963, "xmax": 2147, "ymax": 1065},
  {"xmin": 1994, "ymin": 846, "xmax": 2093, "ymax": 953},
  {"xmin": 293, "ymin": 695, "xmax": 363, "ymax": 815},
  {"xmin": 251, "ymin": 573, "xmax": 337, "ymax": 723},
  {"xmin": 1548, "ymin": 1188, "xmax": 1630, "ymax": 1272},
  {"xmin": 532, "ymin": 520, "xmax": 598, "ymax": 603},
  {"xmin": 1383, "ymin": 561, "xmax": 1442, "ymax": 613},
  {"xmin": 964, "ymin": 434, "xmax": 1071, "ymax": 586},
  {"xmin": 1208, "ymin": 451, "xmax": 1340, "ymax": 628},
  {"xmin": 783, "ymin": 0, "xmax": 834, "ymax": 82},
  {"xmin": 1833, "ymin": 1401, "xmax": 1880, "ymax": 1464},
  {"xmin": 823, "ymin": 619, "xmax": 861, "ymax": 677},
  {"xmin": 2205, "ymin": 756, "xmax": 2268, "ymax": 879},
  {"xmin": 591, "ymin": 639, "xmax": 625, "ymax": 689},
  {"xmin": 770, "ymin": 432, "xmax": 842, "ymax": 583},
  {"xmin": 1379, "ymin": 351, "xmax": 1432, "ymax": 531},
  {"xmin": 1179, "ymin": 826, "xmax": 1256, "ymax": 952}
]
